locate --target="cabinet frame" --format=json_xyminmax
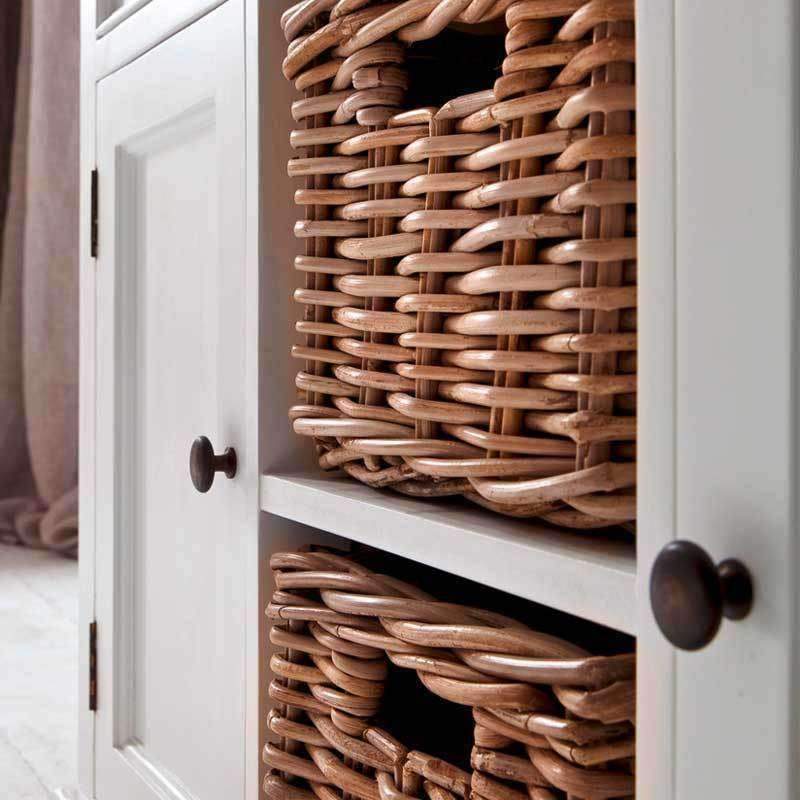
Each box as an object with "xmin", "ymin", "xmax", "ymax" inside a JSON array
[{"xmin": 79, "ymin": 2, "xmax": 800, "ymax": 799}]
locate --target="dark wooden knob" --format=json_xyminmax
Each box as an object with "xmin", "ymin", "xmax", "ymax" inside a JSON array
[
  {"xmin": 189, "ymin": 436, "xmax": 237, "ymax": 493},
  {"xmin": 650, "ymin": 540, "xmax": 753, "ymax": 651}
]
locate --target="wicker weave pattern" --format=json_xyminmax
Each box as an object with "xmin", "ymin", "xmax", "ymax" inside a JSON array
[
  {"xmin": 264, "ymin": 550, "xmax": 636, "ymax": 800},
  {"xmin": 283, "ymin": 0, "xmax": 637, "ymax": 528}
]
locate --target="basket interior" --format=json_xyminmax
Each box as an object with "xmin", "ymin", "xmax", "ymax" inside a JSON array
[{"xmin": 403, "ymin": 27, "xmax": 506, "ymax": 109}]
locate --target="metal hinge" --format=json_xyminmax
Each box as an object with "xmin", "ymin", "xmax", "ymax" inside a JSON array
[
  {"xmin": 90, "ymin": 169, "xmax": 98, "ymax": 258},
  {"xmin": 89, "ymin": 621, "xmax": 97, "ymax": 711}
]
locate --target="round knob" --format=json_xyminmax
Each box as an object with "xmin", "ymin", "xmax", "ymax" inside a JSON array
[
  {"xmin": 189, "ymin": 436, "xmax": 237, "ymax": 493},
  {"xmin": 650, "ymin": 540, "xmax": 753, "ymax": 651}
]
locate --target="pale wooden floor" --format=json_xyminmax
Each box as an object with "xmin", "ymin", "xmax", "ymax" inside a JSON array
[{"xmin": 0, "ymin": 544, "xmax": 78, "ymax": 799}]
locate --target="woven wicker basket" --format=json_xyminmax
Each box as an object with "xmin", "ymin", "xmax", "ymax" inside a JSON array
[
  {"xmin": 264, "ymin": 549, "xmax": 636, "ymax": 800},
  {"xmin": 283, "ymin": 0, "xmax": 637, "ymax": 529}
]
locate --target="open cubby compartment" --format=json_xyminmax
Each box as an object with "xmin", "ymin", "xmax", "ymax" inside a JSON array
[{"xmin": 260, "ymin": 3, "xmax": 637, "ymax": 636}]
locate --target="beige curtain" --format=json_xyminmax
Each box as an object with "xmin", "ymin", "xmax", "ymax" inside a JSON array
[{"xmin": 0, "ymin": 0, "xmax": 79, "ymax": 556}]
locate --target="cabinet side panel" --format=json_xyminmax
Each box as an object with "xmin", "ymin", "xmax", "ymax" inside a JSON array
[{"xmin": 636, "ymin": 0, "xmax": 676, "ymax": 797}]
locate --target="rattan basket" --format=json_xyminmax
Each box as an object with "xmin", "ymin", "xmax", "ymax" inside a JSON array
[
  {"xmin": 283, "ymin": 0, "xmax": 637, "ymax": 529},
  {"xmin": 264, "ymin": 548, "xmax": 636, "ymax": 800}
]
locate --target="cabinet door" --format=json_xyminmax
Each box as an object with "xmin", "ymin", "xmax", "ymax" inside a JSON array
[
  {"xmin": 93, "ymin": 2, "xmax": 250, "ymax": 799},
  {"xmin": 637, "ymin": 1, "xmax": 799, "ymax": 797}
]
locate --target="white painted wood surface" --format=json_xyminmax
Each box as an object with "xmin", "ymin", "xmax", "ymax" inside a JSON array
[
  {"xmin": 635, "ymin": 0, "xmax": 676, "ymax": 796},
  {"xmin": 637, "ymin": 2, "xmax": 800, "ymax": 798},
  {"xmin": 669, "ymin": 2, "xmax": 799, "ymax": 796},
  {"xmin": 92, "ymin": 3, "xmax": 252, "ymax": 799},
  {"xmin": 246, "ymin": 0, "xmax": 268, "ymax": 797}
]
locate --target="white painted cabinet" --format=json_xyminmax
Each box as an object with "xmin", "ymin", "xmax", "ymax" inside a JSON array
[{"xmin": 79, "ymin": 2, "xmax": 800, "ymax": 799}]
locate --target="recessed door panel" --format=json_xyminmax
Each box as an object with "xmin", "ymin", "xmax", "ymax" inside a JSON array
[{"xmin": 94, "ymin": 3, "xmax": 248, "ymax": 799}]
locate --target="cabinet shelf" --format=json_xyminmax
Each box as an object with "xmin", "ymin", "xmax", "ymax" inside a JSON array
[{"xmin": 260, "ymin": 471, "xmax": 636, "ymax": 635}]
